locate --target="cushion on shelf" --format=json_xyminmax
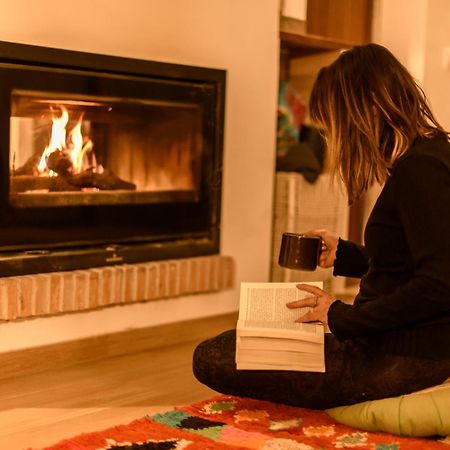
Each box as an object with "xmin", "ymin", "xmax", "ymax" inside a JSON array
[{"xmin": 326, "ymin": 379, "xmax": 450, "ymax": 437}]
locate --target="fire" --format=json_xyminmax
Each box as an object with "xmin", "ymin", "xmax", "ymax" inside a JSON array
[{"xmin": 38, "ymin": 105, "xmax": 97, "ymax": 176}]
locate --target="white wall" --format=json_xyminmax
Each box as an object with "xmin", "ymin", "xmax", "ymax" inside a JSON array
[
  {"xmin": 364, "ymin": 0, "xmax": 450, "ymax": 227},
  {"xmin": 372, "ymin": 0, "xmax": 428, "ymax": 83},
  {"xmin": 423, "ymin": 0, "xmax": 450, "ymax": 130},
  {"xmin": 0, "ymin": 0, "xmax": 279, "ymax": 351},
  {"xmin": 373, "ymin": 0, "xmax": 450, "ymax": 128}
]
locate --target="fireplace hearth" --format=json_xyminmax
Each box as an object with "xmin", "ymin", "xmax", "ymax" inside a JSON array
[{"xmin": 0, "ymin": 41, "xmax": 225, "ymax": 276}]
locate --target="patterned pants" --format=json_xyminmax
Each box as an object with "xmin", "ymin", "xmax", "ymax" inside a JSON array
[{"xmin": 193, "ymin": 330, "xmax": 450, "ymax": 409}]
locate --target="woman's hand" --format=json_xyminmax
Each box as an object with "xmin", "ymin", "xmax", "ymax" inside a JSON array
[
  {"xmin": 286, "ymin": 283, "xmax": 337, "ymax": 324},
  {"xmin": 303, "ymin": 229, "xmax": 339, "ymax": 269}
]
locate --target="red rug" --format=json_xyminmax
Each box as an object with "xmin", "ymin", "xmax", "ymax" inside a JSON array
[{"xmin": 40, "ymin": 395, "xmax": 450, "ymax": 449}]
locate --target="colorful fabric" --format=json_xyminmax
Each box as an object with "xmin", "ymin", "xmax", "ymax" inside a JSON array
[
  {"xmin": 41, "ymin": 395, "xmax": 450, "ymax": 449},
  {"xmin": 277, "ymin": 82, "xmax": 306, "ymax": 157}
]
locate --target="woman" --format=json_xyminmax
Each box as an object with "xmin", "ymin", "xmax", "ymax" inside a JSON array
[{"xmin": 193, "ymin": 43, "xmax": 450, "ymax": 409}]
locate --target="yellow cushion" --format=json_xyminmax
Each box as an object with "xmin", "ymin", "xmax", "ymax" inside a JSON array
[{"xmin": 326, "ymin": 381, "xmax": 450, "ymax": 437}]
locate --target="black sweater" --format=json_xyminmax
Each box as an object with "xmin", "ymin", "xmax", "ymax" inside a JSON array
[{"xmin": 328, "ymin": 133, "xmax": 450, "ymax": 359}]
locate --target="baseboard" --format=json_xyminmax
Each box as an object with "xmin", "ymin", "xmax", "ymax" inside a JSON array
[{"xmin": 0, "ymin": 312, "xmax": 238, "ymax": 381}]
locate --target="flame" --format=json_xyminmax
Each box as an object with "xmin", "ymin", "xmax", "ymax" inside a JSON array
[
  {"xmin": 38, "ymin": 107, "xmax": 68, "ymax": 173},
  {"xmin": 69, "ymin": 116, "xmax": 94, "ymax": 172},
  {"xmin": 38, "ymin": 105, "xmax": 96, "ymax": 175}
]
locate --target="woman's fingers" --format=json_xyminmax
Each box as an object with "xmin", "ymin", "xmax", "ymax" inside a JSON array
[
  {"xmin": 286, "ymin": 296, "xmax": 317, "ymax": 308},
  {"xmin": 303, "ymin": 229, "xmax": 328, "ymax": 238},
  {"xmin": 300, "ymin": 230, "xmax": 330, "ymax": 267},
  {"xmin": 296, "ymin": 283, "xmax": 324, "ymax": 296},
  {"xmin": 287, "ymin": 283, "xmax": 336, "ymax": 324},
  {"xmin": 319, "ymin": 252, "xmax": 329, "ymax": 263},
  {"xmin": 295, "ymin": 310, "xmax": 319, "ymax": 323},
  {"xmin": 288, "ymin": 284, "xmax": 324, "ymax": 309}
]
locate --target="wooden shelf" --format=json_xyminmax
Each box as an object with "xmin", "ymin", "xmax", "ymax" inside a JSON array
[
  {"xmin": 281, "ymin": 31, "xmax": 352, "ymax": 56},
  {"xmin": 280, "ymin": 16, "xmax": 352, "ymax": 58}
]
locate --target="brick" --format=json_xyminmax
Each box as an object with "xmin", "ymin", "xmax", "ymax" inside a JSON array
[
  {"xmin": 217, "ymin": 256, "xmax": 226, "ymax": 290},
  {"xmin": 0, "ymin": 282, "xmax": 7, "ymax": 320},
  {"xmin": 198, "ymin": 257, "xmax": 211, "ymax": 292},
  {"xmin": 102, "ymin": 268, "xmax": 114, "ymax": 305},
  {"xmin": 49, "ymin": 274, "xmax": 63, "ymax": 314},
  {"xmin": 178, "ymin": 259, "xmax": 189, "ymax": 296},
  {"xmin": 74, "ymin": 271, "xmax": 88, "ymax": 310},
  {"xmin": 157, "ymin": 261, "xmax": 168, "ymax": 298},
  {"xmin": 62, "ymin": 272, "xmax": 75, "ymax": 312},
  {"xmin": 189, "ymin": 258, "xmax": 199, "ymax": 293},
  {"xmin": 124, "ymin": 265, "xmax": 137, "ymax": 302},
  {"xmin": 18, "ymin": 276, "xmax": 34, "ymax": 318},
  {"xmin": 209, "ymin": 256, "xmax": 219, "ymax": 291},
  {"xmin": 223, "ymin": 256, "xmax": 235, "ymax": 289},
  {"xmin": 0, "ymin": 256, "xmax": 236, "ymax": 320},
  {"xmin": 168, "ymin": 260, "xmax": 180, "ymax": 297},
  {"xmin": 146, "ymin": 264, "xmax": 158, "ymax": 300},
  {"xmin": 34, "ymin": 275, "xmax": 51, "ymax": 316},
  {"xmin": 0, "ymin": 278, "xmax": 19, "ymax": 320},
  {"xmin": 113, "ymin": 266, "xmax": 125, "ymax": 304},
  {"xmin": 136, "ymin": 265, "xmax": 147, "ymax": 301},
  {"xmin": 89, "ymin": 270, "xmax": 101, "ymax": 309}
]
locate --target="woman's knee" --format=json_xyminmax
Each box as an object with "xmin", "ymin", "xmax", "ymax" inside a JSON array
[
  {"xmin": 192, "ymin": 329, "xmax": 236, "ymax": 386},
  {"xmin": 192, "ymin": 339, "xmax": 212, "ymax": 384}
]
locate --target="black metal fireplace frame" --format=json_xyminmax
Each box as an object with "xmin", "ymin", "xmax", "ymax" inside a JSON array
[{"xmin": 0, "ymin": 41, "xmax": 226, "ymax": 276}]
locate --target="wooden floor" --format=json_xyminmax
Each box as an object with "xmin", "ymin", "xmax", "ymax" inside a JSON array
[{"xmin": 0, "ymin": 315, "xmax": 235, "ymax": 449}]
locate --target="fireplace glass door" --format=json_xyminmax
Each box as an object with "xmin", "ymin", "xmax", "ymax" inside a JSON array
[
  {"xmin": 0, "ymin": 44, "xmax": 224, "ymax": 269},
  {"xmin": 10, "ymin": 90, "xmax": 202, "ymax": 208}
]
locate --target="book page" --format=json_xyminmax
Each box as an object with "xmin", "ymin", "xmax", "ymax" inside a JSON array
[
  {"xmin": 237, "ymin": 281, "xmax": 324, "ymax": 341},
  {"xmin": 237, "ymin": 335, "xmax": 321, "ymax": 353},
  {"xmin": 236, "ymin": 281, "xmax": 326, "ymax": 371},
  {"xmin": 238, "ymin": 281, "xmax": 322, "ymax": 323},
  {"xmin": 237, "ymin": 348, "xmax": 323, "ymax": 365},
  {"xmin": 236, "ymin": 321, "xmax": 324, "ymax": 343},
  {"xmin": 236, "ymin": 361, "xmax": 325, "ymax": 372}
]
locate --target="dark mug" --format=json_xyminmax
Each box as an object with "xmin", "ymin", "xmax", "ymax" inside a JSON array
[{"xmin": 278, "ymin": 232, "xmax": 321, "ymax": 271}]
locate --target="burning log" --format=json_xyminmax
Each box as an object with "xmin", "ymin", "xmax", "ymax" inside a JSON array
[
  {"xmin": 10, "ymin": 175, "xmax": 54, "ymax": 193},
  {"xmin": 66, "ymin": 169, "xmax": 136, "ymax": 191},
  {"xmin": 49, "ymin": 176, "xmax": 81, "ymax": 192},
  {"xmin": 10, "ymin": 175, "xmax": 82, "ymax": 193},
  {"xmin": 46, "ymin": 150, "xmax": 73, "ymax": 176},
  {"xmin": 12, "ymin": 105, "xmax": 137, "ymax": 193},
  {"xmin": 13, "ymin": 151, "xmax": 41, "ymax": 176},
  {"xmin": 11, "ymin": 169, "xmax": 136, "ymax": 194}
]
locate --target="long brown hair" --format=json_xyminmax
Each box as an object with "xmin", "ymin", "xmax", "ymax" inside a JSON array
[{"xmin": 309, "ymin": 43, "xmax": 448, "ymax": 204}]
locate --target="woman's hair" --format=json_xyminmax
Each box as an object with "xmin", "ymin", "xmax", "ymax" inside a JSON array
[{"xmin": 309, "ymin": 43, "xmax": 448, "ymax": 204}]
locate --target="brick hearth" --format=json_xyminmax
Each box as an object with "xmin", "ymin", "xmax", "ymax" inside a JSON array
[{"xmin": 0, "ymin": 255, "xmax": 234, "ymax": 321}]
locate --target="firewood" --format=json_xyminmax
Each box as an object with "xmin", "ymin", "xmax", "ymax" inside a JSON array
[
  {"xmin": 10, "ymin": 175, "xmax": 53, "ymax": 193},
  {"xmin": 10, "ymin": 170, "xmax": 136, "ymax": 193},
  {"xmin": 69, "ymin": 169, "xmax": 136, "ymax": 190},
  {"xmin": 49, "ymin": 176, "xmax": 81, "ymax": 192},
  {"xmin": 46, "ymin": 151, "xmax": 73, "ymax": 176},
  {"xmin": 13, "ymin": 152, "xmax": 41, "ymax": 176}
]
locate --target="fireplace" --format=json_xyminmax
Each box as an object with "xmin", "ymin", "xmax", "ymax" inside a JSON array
[{"xmin": 0, "ymin": 41, "xmax": 225, "ymax": 276}]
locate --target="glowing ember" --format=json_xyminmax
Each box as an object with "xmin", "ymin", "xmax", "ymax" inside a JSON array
[{"xmin": 38, "ymin": 106, "xmax": 96, "ymax": 175}]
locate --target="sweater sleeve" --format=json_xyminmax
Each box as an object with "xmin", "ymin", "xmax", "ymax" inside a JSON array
[
  {"xmin": 333, "ymin": 238, "xmax": 370, "ymax": 278},
  {"xmin": 328, "ymin": 155, "xmax": 450, "ymax": 339}
]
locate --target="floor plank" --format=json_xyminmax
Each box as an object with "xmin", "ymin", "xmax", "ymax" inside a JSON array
[
  {"xmin": 0, "ymin": 406, "xmax": 173, "ymax": 449},
  {"xmin": 0, "ymin": 316, "xmax": 234, "ymax": 449}
]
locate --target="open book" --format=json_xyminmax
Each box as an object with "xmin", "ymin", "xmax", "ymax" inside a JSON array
[{"xmin": 236, "ymin": 281, "xmax": 325, "ymax": 372}]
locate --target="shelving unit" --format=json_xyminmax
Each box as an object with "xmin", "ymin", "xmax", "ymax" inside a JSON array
[
  {"xmin": 271, "ymin": 11, "xmax": 371, "ymax": 291},
  {"xmin": 279, "ymin": 16, "xmax": 350, "ymax": 84}
]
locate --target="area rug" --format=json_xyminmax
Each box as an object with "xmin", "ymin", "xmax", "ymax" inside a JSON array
[{"xmin": 40, "ymin": 395, "xmax": 450, "ymax": 449}]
